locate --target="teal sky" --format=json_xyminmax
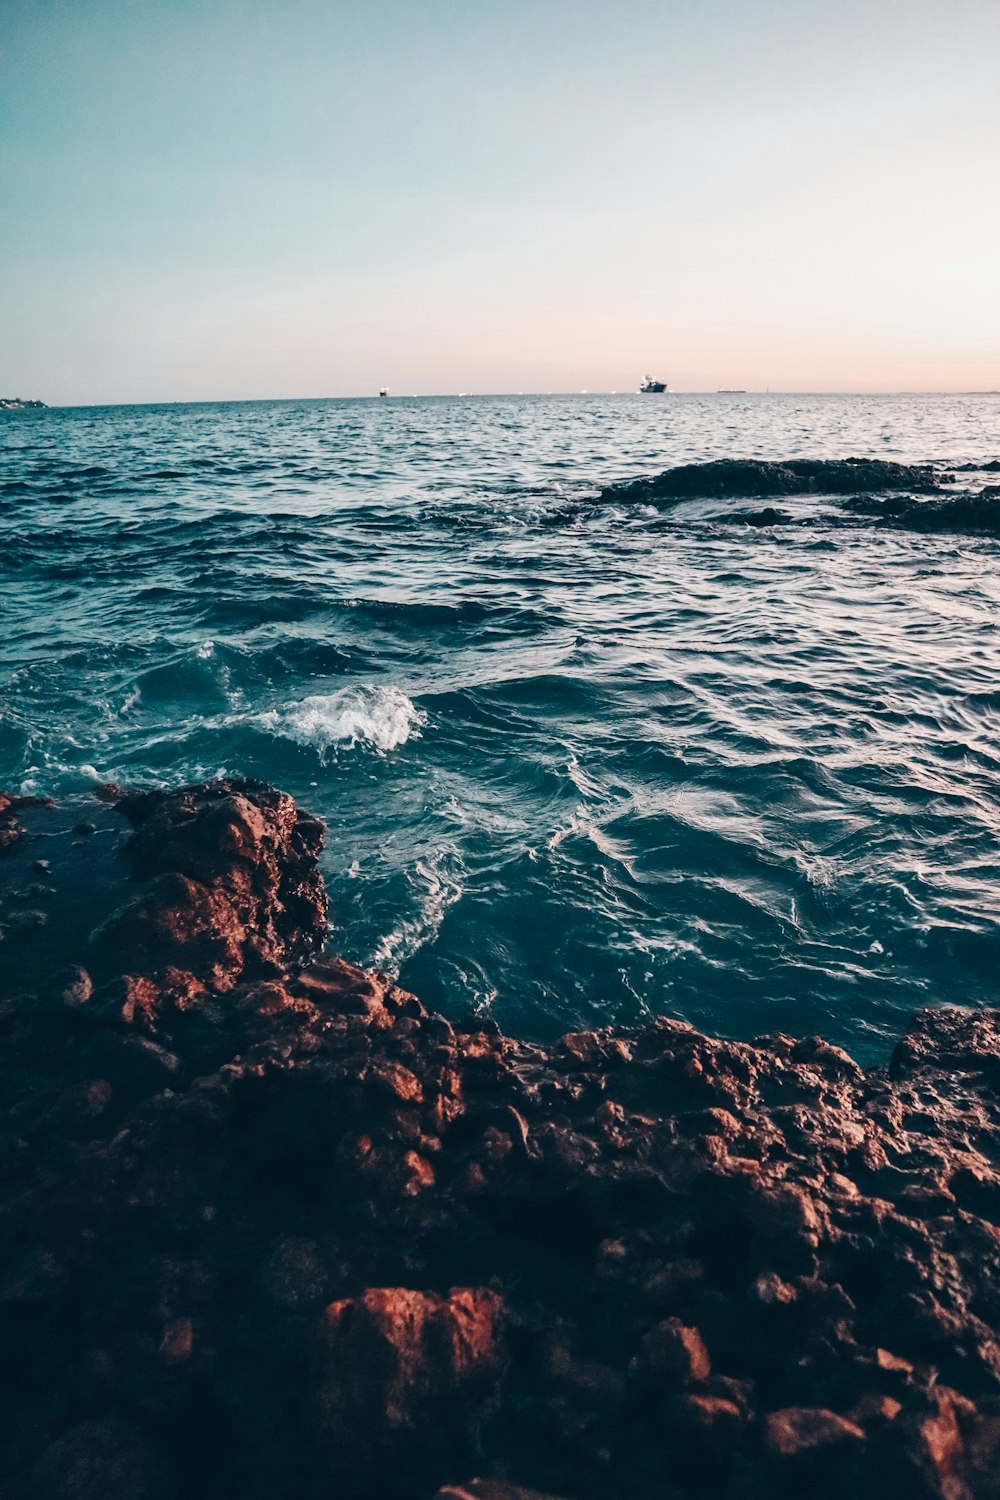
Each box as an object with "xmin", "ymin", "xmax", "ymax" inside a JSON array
[{"xmin": 2, "ymin": 0, "xmax": 998, "ymax": 403}]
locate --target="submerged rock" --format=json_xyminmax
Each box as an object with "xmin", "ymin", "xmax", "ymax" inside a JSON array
[
  {"xmin": 710, "ymin": 505, "xmax": 794, "ymax": 526},
  {"xmin": 3, "ymin": 780, "xmax": 1000, "ymax": 1498}
]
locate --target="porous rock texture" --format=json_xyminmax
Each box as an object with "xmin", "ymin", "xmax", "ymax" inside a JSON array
[
  {"xmin": 90, "ymin": 779, "xmax": 329, "ymax": 1020},
  {"xmin": 2, "ymin": 780, "xmax": 1000, "ymax": 1500}
]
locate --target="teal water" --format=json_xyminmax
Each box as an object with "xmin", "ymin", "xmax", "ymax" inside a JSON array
[{"xmin": 3, "ymin": 393, "xmax": 1000, "ymax": 1058}]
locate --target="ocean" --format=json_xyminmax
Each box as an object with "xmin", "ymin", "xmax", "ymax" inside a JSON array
[{"xmin": 3, "ymin": 392, "xmax": 1000, "ymax": 1060}]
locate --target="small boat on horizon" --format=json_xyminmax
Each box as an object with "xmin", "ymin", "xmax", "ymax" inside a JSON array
[
  {"xmin": 378, "ymin": 388, "xmax": 389, "ymax": 398},
  {"xmin": 639, "ymin": 375, "xmax": 667, "ymax": 394}
]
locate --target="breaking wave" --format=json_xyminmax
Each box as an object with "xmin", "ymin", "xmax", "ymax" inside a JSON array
[{"xmin": 259, "ymin": 685, "xmax": 426, "ymax": 757}]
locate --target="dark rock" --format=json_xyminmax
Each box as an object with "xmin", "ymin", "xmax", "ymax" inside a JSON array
[
  {"xmin": 714, "ymin": 505, "xmax": 795, "ymax": 526},
  {"xmin": 0, "ymin": 793, "xmax": 54, "ymax": 856},
  {"xmin": 256, "ymin": 1235, "xmax": 329, "ymax": 1309},
  {"xmin": 636, "ymin": 1318, "xmax": 711, "ymax": 1384},
  {"xmin": 32, "ymin": 1418, "xmax": 155, "ymax": 1500},
  {"xmin": 601, "ymin": 457, "xmax": 942, "ymax": 504},
  {"xmin": 317, "ymin": 1287, "xmax": 506, "ymax": 1450},
  {"xmin": 844, "ymin": 486, "xmax": 1000, "ymax": 536}
]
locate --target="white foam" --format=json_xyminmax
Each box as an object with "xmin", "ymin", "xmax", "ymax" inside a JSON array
[
  {"xmin": 261, "ymin": 684, "xmax": 426, "ymax": 758},
  {"xmin": 370, "ymin": 854, "xmax": 463, "ymax": 972}
]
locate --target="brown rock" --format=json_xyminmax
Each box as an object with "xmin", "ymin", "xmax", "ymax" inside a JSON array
[
  {"xmin": 639, "ymin": 1318, "xmax": 711, "ymax": 1384},
  {"xmin": 366, "ymin": 1060, "xmax": 424, "ymax": 1103},
  {"xmin": 89, "ymin": 779, "xmax": 328, "ymax": 1017},
  {"xmin": 745, "ymin": 1181, "xmax": 821, "ymax": 1246},
  {"xmin": 764, "ymin": 1406, "xmax": 866, "ymax": 1458},
  {"xmin": 673, "ymin": 1393, "xmax": 744, "ymax": 1436},
  {"xmin": 914, "ymin": 1387, "xmax": 970, "ymax": 1499},
  {"xmin": 318, "ymin": 1287, "xmax": 505, "ymax": 1447},
  {"xmin": 752, "ymin": 1272, "xmax": 797, "ymax": 1306}
]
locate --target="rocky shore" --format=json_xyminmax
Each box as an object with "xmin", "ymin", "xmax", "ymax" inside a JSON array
[{"xmin": 3, "ymin": 780, "xmax": 1000, "ymax": 1499}]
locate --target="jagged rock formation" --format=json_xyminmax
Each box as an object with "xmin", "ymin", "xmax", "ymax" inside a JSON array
[
  {"xmin": 89, "ymin": 779, "xmax": 328, "ymax": 1021},
  {"xmin": 2, "ymin": 781, "xmax": 1000, "ymax": 1500}
]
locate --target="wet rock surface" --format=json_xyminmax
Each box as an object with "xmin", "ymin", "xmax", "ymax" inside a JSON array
[
  {"xmin": 708, "ymin": 506, "xmax": 795, "ymax": 527},
  {"xmin": 600, "ymin": 458, "xmax": 944, "ymax": 504},
  {"xmin": 92, "ymin": 779, "xmax": 329, "ymax": 1019},
  {"xmin": 844, "ymin": 487, "xmax": 1000, "ymax": 535},
  {"xmin": 3, "ymin": 780, "xmax": 1000, "ymax": 1499}
]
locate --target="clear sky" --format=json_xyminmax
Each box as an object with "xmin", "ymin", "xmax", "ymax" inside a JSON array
[{"xmin": 2, "ymin": 0, "xmax": 998, "ymax": 403}]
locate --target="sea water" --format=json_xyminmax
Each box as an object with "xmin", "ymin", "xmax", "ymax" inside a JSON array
[{"xmin": 3, "ymin": 392, "xmax": 1000, "ymax": 1059}]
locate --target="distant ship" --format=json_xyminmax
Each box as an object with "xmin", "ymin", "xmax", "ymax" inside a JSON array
[
  {"xmin": 638, "ymin": 376, "xmax": 667, "ymax": 394},
  {"xmin": 378, "ymin": 388, "xmax": 389, "ymax": 398}
]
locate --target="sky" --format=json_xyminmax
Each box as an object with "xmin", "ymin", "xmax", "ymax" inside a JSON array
[{"xmin": 1, "ymin": 0, "xmax": 998, "ymax": 403}]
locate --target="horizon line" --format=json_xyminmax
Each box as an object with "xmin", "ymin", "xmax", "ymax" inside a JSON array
[{"xmin": 11, "ymin": 388, "xmax": 1000, "ymax": 410}]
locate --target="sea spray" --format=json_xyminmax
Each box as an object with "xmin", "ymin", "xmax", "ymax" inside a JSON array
[{"xmin": 260, "ymin": 685, "xmax": 427, "ymax": 758}]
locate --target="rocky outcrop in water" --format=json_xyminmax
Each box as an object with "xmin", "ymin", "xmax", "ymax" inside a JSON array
[
  {"xmin": 600, "ymin": 458, "xmax": 944, "ymax": 504},
  {"xmin": 598, "ymin": 457, "xmax": 1000, "ymax": 539},
  {"xmin": 3, "ymin": 780, "xmax": 1000, "ymax": 1499},
  {"xmin": 844, "ymin": 488, "xmax": 1000, "ymax": 536}
]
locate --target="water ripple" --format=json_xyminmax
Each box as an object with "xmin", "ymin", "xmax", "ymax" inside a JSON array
[{"xmin": 3, "ymin": 392, "xmax": 1000, "ymax": 1059}]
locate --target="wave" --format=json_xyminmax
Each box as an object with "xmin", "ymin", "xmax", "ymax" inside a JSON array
[
  {"xmin": 258, "ymin": 684, "xmax": 426, "ymax": 757},
  {"xmin": 368, "ymin": 854, "xmax": 464, "ymax": 973}
]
